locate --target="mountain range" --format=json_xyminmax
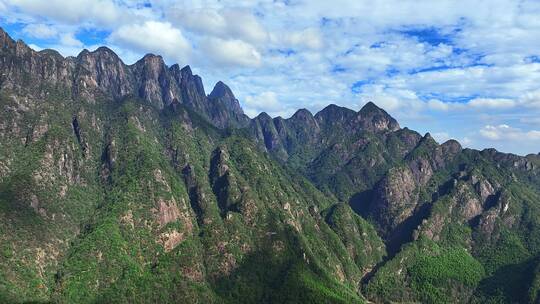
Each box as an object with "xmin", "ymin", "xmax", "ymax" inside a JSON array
[{"xmin": 1, "ymin": 27, "xmax": 540, "ymax": 303}]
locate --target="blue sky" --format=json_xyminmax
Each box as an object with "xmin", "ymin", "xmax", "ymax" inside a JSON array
[{"xmin": 1, "ymin": 0, "xmax": 540, "ymax": 155}]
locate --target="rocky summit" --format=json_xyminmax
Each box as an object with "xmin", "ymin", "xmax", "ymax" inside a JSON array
[{"xmin": 1, "ymin": 27, "xmax": 540, "ymax": 304}]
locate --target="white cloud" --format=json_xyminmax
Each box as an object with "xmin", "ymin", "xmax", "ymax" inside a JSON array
[
  {"xmin": 243, "ymin": 91, "xmax": 295, "ymax": 117},
  {"xmin": 170, "ymin": 9, "xmax": 226, "ymax": 36},
  {"xmin": 468, "ymin": 98, "xmax": 516, "ymax": 109},
  {"xmin": 109, "ymin": 21, "xmax": 191, "ymax": 62},
  {"xmin": 277, "ymin": 28, "xmax": 324, "ymax": 50},
  {"xmin": 59, "ymin": 32, "xmax": 82, "ymax": 47},
  {"xmin": 7, "ymin": 0, "xmax": 126, "ymax": 27},
  {"xmin": 221, "ymin": 9, "xmax": 267, "ymax": 44},
  {"xmin": 427, "ymin": 99, "xmax": 450, "ymax": 111},
  {"xmin": 479, "ymin": 124, "xmax": 540, "ymax": 141},
  {"xmin": 199, "ymin": 37, "xmax": 261, "ymax": 67},
  {"xmin": 22, "ymin": 23, "xmax": 57, "ymax": 39},
  {"xmin": 355, "ymin": 84, "xmax": 424, "ymax": 115},
  {"xmin": 521, "ymin": 90, "xmax": 540, "ymax": 108},
  {"xmin": 521, "ymin": 117, "xmax": 540, "ymax": 126},
  {"xmin": 27, "ymin": 43, "xmax": 41, "ymax": 51},
  {"xmin": 167, "ymin": 8, "xmax": 267, "ymax": 44},
  {"xmin": 432, "ymin": 132, "xmax": 451, "ymax": 143}
]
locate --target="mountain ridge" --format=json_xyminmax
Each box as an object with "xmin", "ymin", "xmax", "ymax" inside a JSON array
[
  {"xmin": 1, "ymin": 25, "xmax": 536, "ymax": 157},
  {"xmin": 0, "ymin": 27, "xmax": 248, "ymax": 129}
]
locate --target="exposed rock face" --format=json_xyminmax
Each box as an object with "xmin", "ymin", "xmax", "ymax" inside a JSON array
[
  {"xmin": 356, "ymin": 101, "xmax": 400, "ymax": 132},
  {"xmin": 156, "ymin": 198, "xmax": 182, "ymax": 227},
  {"xmin": 132, "ymin": 54, "xmax": 172, "ymax": 107},
  {"xmin": 367, "ymin": 166, "xmax": 418, "ymax": 237},
  {"xmin": 75, "ymin": 47, "xmax": 133, "ymax": 101},
  {"xmin": 208, "ymin": 81, "xmax": 241, "ymax": 113},
  {"xmin": 441, "ymin": 139, "xmax": 462, "ymax": 155},
  {"xmin": 207, "ymin": 81, "xmax": 250, "ymax": 128},
  {"xmin": 455, "ymin": 183, "xmax": 483, "ymax": 221},
  {"xmin": 176, "ymin": 65, "xmax": 208, "ymax": 112},
  {"xmin": 0, "ymin": 36, "xmax": 75, "ymax": 92},
  {"xmin": 159, "ymin": 229, "xmax": 186, "ymax": 252},
  {"xmin": 250, "ymin": 102, "xmax": 402, "ymax": 163},
  {"xmin": 250, "ymin": 112, "xmax": 288, "ymax": 159},
  {"xmin": 409, "ymin": 157, "xmax": 434, "ymax": 185},
  {"xmin": 394, "ymin": 128, "xmax": 424, "ymax": 156},
  {"xmin": 314, "ymin": 104, "xmax": 357, "ymax": 126},
  {"xmin": 0, "ymin": 27, "xmax": 244, "ymax": 128}
]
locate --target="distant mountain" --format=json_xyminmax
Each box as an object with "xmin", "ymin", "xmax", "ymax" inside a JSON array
[
  {"xmin": 1, "ymin": 27, "xmax": 540, "ymax": 303},
  {"xmin": 0, "ymin": 28, "xmax": 248, "ymax": 129}
]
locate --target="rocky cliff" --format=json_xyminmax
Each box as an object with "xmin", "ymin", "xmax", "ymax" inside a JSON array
[{"xmin": 0, "ymin": 28, "xmax": 248, "ymax": 128}]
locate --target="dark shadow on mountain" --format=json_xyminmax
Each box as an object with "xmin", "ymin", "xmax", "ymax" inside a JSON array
[
  {"xmin": 385, "ymin": 203, "xmax": 432, "ymax": 256},
  {"xmin": 211, "ymin": 227, "xmax": 363, "ymax": 304},
  {"xmin": 348, "ymin": 189, "xmax": 373, "ymax": 218},
  {"xmin": 484, "ymin": 191, "xmax": 501, "ymax": 210},
  {"xmin": 473, "ymin": 257, "xmax": 538, "ymax": 303}
]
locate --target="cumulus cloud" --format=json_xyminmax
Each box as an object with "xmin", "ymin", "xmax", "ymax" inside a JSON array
[
  {"xmin": 7, "ymin": 0, "xmax": 126, "ymax": 27},
  {"xmin": 521, "ymin": 90, "xmax": 540, "ymax": 108},
  {"xmin": 276, "ymin": 28, "xmax": 324, "ymax": 50},
  {"xmin": 59, "ymin": 32, "xmax": 83, "ymax": 47},
  {"xmin": 355, "ymin": 84, "xmax": 424, "ymax": 117},
  {"xmin": 199, "ymin": 37, "xmax": 261, "ymax": 67},
  {"xmin": 479, "ymin": 124, "xmax": 540, "ymax": 141},
  {"xmin": 427, "ymin": 99, "xmax": 450, "ymax": 111},
  {"xmin": 109, "ymin": 21, "xmax": 191, "ymax": 62},
  {"xmin": 432, "ymin": 132, "xmax": 451, "ymax": 143},
  {"xmin": 468, "ymin": 98, "xmax": 517, "ymax": 109},
  {"xmin": 521, "ymin": 117, "xmax": 540, "ymax": 126},
  {"xmin": 22, "ymin": 23, "xmax": 57, "ymax": 39},
  {"xmin": 243, "ymin": 91, "xmax": 295, "ymax": 117},
  {"xmin": 168, "ymin": 7, "xmax": 267, "ymax": 44}
]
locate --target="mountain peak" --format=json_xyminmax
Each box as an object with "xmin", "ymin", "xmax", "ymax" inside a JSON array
[
  {"xmin": 0, "ymin": 26, "xmax": 10, "ymax": 43},
  {"xmin": 358, "ymin": 101, "xmax": 394, "ymax": 118},
  {"xmin": 209, "ymin": 81, "xmax": 235, "ymax": 100},
  {"xmin": 292, "ymin": 108, "xmax": 313, "ymax": 119},
  {"xmin": 441, "ymin": 139, "xmax": 462, "ymax": 155},
  {"xmin": 206, "ymin": 80, "xmax": 247, "ymax": 127},
  {"xmin": 77, "ymin": 47, "xmax": 122, "ymax": 64},
  {"xmin": 1, "ymin": 27, "xmax": 18, "ymax": 51},
  {"xmin": 418, "ymin": 132, "xmax": 438, "ymax": 147},
  {"xmin": 136, "ymin": 53, "xmax": 165, "ymax": 68},
  {"xmin": 0, "ymin": 27, "xmax": 12, "ymax": 41},
  {"xmin": 181, "ymin": 65, "xmax": 193, "ymax": 76},
  {"xmin": 360, "ymin": 101, "xmax": 382, "ymax": 113},
  {"xmin": 315, "ymin": 104, "xmax": 356, "ymax": 121},
  {"xmin": 357, "ymin": 101, "xmax": 400, "ymax": 132},
  {"xmin": 95, "ymin": 46, "xmax": 116, "ymax": 54},
  {"xmin": 141, "ymin": 53, "xmax": 163, "ymax": 61},
  {"xmin": 90, "ymin": 46, "xmax": 122, "ymax": 60},
  {"xmin": 423, "ymin": 132, "xmax": 435, "ymax": 142},
  {"xmin": 255, "ymin": 112, "xmax": 273, "ymax": 121},
  {"xmin": 38, "ymin": 48, "xmax": 64, "ymax": 59}
]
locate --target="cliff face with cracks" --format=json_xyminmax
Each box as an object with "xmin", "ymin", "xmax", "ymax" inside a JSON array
[{"xmin": 0, "ymin": 28, "xmax": 248, "ymax": 128}]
